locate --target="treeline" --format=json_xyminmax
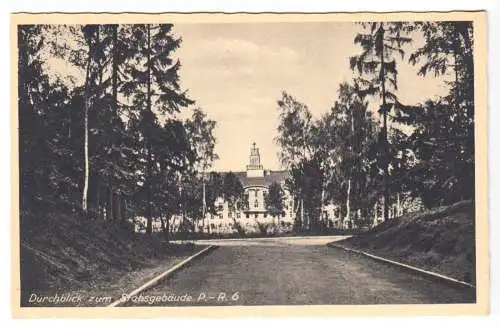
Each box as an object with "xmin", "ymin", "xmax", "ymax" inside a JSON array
[
  {"xmin": 18, "ymin": 24, "xmax": 218, "ymax": 237},
  {"xmin": 276, "ymin": 22, "xmax": 474, "ymax": 231}
]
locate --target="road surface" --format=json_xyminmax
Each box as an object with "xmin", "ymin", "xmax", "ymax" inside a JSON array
[{"xmin": 127, "ymin": 236, "xmax": 475, "ymax": 306}]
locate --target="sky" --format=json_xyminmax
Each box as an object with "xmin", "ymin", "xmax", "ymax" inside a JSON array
[
  {"xmin": 172, "ymin": 22, "xmax": 450, "ymax": 172},
  {"xmin": 44, "ymin": 22, "xmax": 451, "ymax": 172}
]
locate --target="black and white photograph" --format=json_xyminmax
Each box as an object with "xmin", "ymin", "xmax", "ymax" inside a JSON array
[{"xmin": 12, "ymin": 12, "xmax": 488, "ymax": 316}]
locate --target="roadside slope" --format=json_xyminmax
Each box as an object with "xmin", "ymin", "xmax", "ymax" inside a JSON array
[
  {"xmin": 20, "ymin": 212, "xmax": 199, "ymax": 306},
  {"xmin": 334, "ymin": 200, "xmax": 475, "ymax": 284}
]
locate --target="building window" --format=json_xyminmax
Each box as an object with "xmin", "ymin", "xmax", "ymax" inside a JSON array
[
  {"xmin": 236, "ymin": 212, "xmax": 241, "ymax": 218},
  {"xmin": 254, "ymin": 200, "xmax": 258, "ymax": 208},
  {"xmin": 228, "ymin": 211, "xmax": 233, "ymax": 218},
  {"xmin": 281, "ymin": 212, "xmax": 285, "ymax": 217},
  {"xmin": 246, "ymin": 213, "xmax": 249, "ymax": 219},
  {"xmin": 254, "ymin": 213, "xmax": 258, "ymax": 218},
  {"xmin": 218, "ymin": 212, "xmax": 223, "ymax": 219},
  {"xmin": 264, "ymin": 212, "xmax": 268, "ymax": 218}
]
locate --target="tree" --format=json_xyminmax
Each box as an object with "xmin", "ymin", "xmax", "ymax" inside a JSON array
[
  {"xmin": 17, "ymin": 24, "xmax": 66, "ymax": 218},
  {"xmin": 222, "ymin": 172, "xmax": 245, "ymax": 214},
  {"xmin": 185, "ymin": 107, "xmax": 218, "ymax": 231},
  {"xmin": 18, "ymin": 23, "xmax": 205, "ymax": 244},
  {"xmin": 122, "ymin": 24, "xmax": 194, "ymax": 235},
  {"xmin": 394, "ymin": 99, "xmax": 473, "ymax": 207},
  {"xmin": 408, "ymin": 21, "xmax": 473, "ymax": 141},
  {"xmin": 301, "ymin": 81, "xmax": 380, "ymax": 230},
  {"xmin": 18, "ymin": 25, "xmax": 49, "ymax": 214},
  {"xmin": 44, "ymin": 25, "xmax": 134, "ymax": 221},
  {"xmin": 19, "ymin": 25, "xmax": 84, "ymax": 217},
  {"xmin": 69, "ymin": 25, "xmax": 108, "ymax": 215},
  {"xmin": 325, "ymin": 83, "xmax": 378, "ymax": 227},
  {"xmin": 93, "ymin": 24, "xmax": 135, "ymax": 223},
  {"xmin": 393, "ymin": 21, "xmax": 475, "ymax": 207},
  {"xmin": 80, "ymin": 26, "xmax": 94, "ymax": 213},
  {"xmin": 179, "ymin": 172, "xmax": 203, "ymax": 233},
  {"xmin": 276, "ymin": 91, "xmax": 314, "ymax": 230},
  {"xmin": 265, "ymin": 182, "xmax": 285, "ymax": 218},
  {"xmin": 350, "ymin": 22, "xmax": 412, "ymax": 221}
]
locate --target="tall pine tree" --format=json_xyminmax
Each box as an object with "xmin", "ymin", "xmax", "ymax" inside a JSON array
[
  {"xmin": 350, "ymin": 22, "xmax": 412, "ymax": 221},
  {"xmin": 122, "ymin": 24, "xmax": 194, "ymax": 235}
]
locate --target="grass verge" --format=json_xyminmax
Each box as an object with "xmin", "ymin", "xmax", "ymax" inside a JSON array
[
  {"xmin": 20, "ymin": 212, "xmax": 201, "ymax": 307},
  {"xmin": 332, "ymin": 200, "xmax": 475, "ymax": 284}
]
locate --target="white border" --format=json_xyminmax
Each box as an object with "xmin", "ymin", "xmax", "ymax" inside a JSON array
[{"xmin": 1, "ymin": 1, "xmax": 499, "ymax": 327}]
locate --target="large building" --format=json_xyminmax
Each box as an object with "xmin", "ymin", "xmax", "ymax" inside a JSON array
[
  {"xmin": 199, "ymin": 143, "xmax": 295, "ymax": 234},
  {"xmin": 131, "ymin": 143, "xmax": 424, "ymax": 234}
]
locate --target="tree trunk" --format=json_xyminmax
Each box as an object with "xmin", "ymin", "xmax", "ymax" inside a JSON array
[
  {"xmin": 455, "ymin": 23, "xmax": 473, "ymax": 82},
  {"xmin": 165, "ymin": 215, "xmax": 170, "ymax": 242},
  {"xmin": 113, "ymin": 25, "xmax": 121, "ymax": 224},
  {"xmin": 96, "ymin": 26, "xmax": 103, "ymax": 86},
  {"xmin": 82, "ymin": 35, "xmax": 92, "ymax": 214},
  {"xmin": 396, "ymin": 192, "xmax": 401, "ymax": 217},
  {"xmin": 122, "ymin": 198, "xmax": 128, "ymax": 224},
  {"xmin": 112, "ymin": 24, "xmax": 118, "ymax": 106},
  {"xmin": 160, "ymin": 216, "xmax": 166, "ymax": 231},
  {"xmin": 300, "ymin": 198, "xmax": 304, "ymax": 231},
  {"xmin": 379, "ymin": 23, "xmax": 390, "ymax": 222},
  {"xmin": 345, "ymin": 178, "xmax": 351, "ymax": 229},
  {"xmin": 146, "ymin": 24, "xmax": 153, "ymax": 235},
  {"xmin": 453, "ymin": 32, "xmax": 462, "ymax": 133},
  {"xmin": 115, "ymin": 193, "xmax": 122, "ymax": 222},
  {"xmin": 202, "ymin": 171, "xmax": 206, "ymax": 233},
  {"xmin": 67, "ymin": 106, "xmax": 72, "ymax": 139},
  {"xmin": 320, "ymin": 179, "xmax": 325, "ymax": 227},
  {"xmin": 96, "ymin": 181, "xmax": 101, "ymax": 219},
  {"xmin": 82, "ymin": 92, "xmax": 89, "ymax": 214},
  {"xmin": 107, "ymin": 186, "xmax": 114, "ymax": 221}
]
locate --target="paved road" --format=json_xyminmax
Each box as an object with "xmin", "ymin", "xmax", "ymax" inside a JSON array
[{"xmin": 128, "ymin": 237, "xmax": 475, "ymax": 306}]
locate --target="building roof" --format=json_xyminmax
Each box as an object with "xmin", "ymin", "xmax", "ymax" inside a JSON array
[
  {"xmin": 230, "ymin": 170, "xmax": 289, "ymax": 188},
  {"xmin": 204, "ymin": 143, "xmax": 289, "ymax": 190}
]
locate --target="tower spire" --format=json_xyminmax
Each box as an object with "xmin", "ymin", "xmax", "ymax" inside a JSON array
[{"xmin": 247, "ymin": 142, "xmax": 263, "ymax": 171}]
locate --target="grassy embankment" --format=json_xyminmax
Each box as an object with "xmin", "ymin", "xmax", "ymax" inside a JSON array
[
  {"xmin": 20, "ymin": 212, "xmax": 200, "ymax": 307},
  {"xmin": 334, "ymin": 200, "xmax": 476, "ymax": 284}
]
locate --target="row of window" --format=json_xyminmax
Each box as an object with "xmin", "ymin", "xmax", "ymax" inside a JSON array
[
  {"xmin": 248, "ymin": 189, "xmax": 267, "ymax": 197},
  {"xmin": 212, "ymin": 212, "xmax": 287, "ymax": 219},
  {"xmin": 209, "ymin": 220, "xmax": 293, "ymax": 230},
  {"xmin": 246, "ymin": 212, "xmax": 286, "ymax": 218}
]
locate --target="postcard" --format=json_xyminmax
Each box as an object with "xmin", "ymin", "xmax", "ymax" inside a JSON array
[{"xmin": 11, "ymin": 11, "xmax": 488, "ymax": 317}]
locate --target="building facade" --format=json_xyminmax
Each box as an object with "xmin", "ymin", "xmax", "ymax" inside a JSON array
[{"xmin": 199, "ymin": 143, "xmax": 295, "ymax": 234}]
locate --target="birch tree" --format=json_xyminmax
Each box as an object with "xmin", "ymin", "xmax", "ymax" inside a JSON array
[{"xmin": 185, "ymin": 108, "xmax": 218, "ymax": 232}]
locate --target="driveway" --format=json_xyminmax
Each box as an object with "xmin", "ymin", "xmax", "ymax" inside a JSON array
[{"xmin": 127, "ymin": 237, "xmax": 475, "ymax": 306}]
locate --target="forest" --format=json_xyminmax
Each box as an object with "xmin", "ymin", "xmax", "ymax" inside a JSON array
[
  {"xmin": 19, "ymin": 24, "xmax": 221, "ymax": 237},
  {"xmin": 275, "ymin": 22, "xmax": 474, "ymax": 231},
  {"xmin": 18, "ymin": 22, "xmax": 475, "ymax": 237}
]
